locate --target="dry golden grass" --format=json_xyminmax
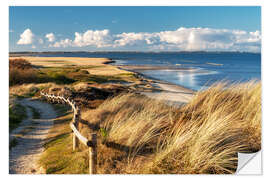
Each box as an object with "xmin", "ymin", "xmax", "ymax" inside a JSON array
[
  {"xmin": 9, "ymin": 56, "xmax": 113, "ymax": 67},
  {"xmin": 9, "ymin": 83, "xmax": 63, "ymax": 97},
  {"xmin": 81, "ymin": 80, "xmax": 261, "ymax": 174},
  {"xmin": 9, "ymin": 58, "xmax": 38, "ymax": 86}
]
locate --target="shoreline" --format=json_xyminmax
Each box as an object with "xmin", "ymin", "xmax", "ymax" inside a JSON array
[
  {"xmin": 116, "ymin": 64, "xmax": 195, "ymax": 104},
  {"xmin": 10, "ymin": 56, "xmax": 195, "ymax": 104},
  {"xmin": 117, "ymin": 64, "xmax": 196, "ymax": 92}
]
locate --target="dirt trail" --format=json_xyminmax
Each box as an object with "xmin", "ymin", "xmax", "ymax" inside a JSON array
[{"xmin": 9, "ymin": 98, "xmax": 57, "ymax": 174}]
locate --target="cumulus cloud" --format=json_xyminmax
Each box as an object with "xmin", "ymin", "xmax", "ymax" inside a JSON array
[
  {"xmin": 51, "ymin": 38, "xmax": 73, "ymax": 48},
  {"xmin": 17, "ymin": 28, "xmax": 34, "ymax": 45},
  {"xmin": 114, "ymin": 32, "xmax": 159, "ymax": 47},
  {"xmin": 45, "ymin": 33, "xmax": 55, "ymax": 42},
  {"xmin": 73, "ymin": 29, "xmax": 112, "ymax": 47},
  {"xmin": 50, "ymin": 27, "xmax": 261, "ymax": 52}
]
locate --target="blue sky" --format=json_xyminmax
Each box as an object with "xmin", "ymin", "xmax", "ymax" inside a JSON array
[{"xmin": 9, "ymin": 6, "xmax": 261, "ymax": 52}]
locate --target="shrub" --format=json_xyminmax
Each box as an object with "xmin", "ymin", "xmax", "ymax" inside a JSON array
[
  {"xmin": 9, "ymin": 58, "xmax": 38, "ymax": 86},
  {"xmin": 9, "ymin": 58, "xmax": 33, "ymax": 70}
]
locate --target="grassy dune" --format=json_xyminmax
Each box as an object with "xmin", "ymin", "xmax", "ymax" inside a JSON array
[
  {"xmin": 80, "ymin": 81, "xmax": 261, "ymax": 174},
  {"xmin": 9, "ymin": 58, "xmax": 138, "ymax": 89},
  {"xmin": 9, "ymin": 58, "xmax": 261, "ymax": 174}
]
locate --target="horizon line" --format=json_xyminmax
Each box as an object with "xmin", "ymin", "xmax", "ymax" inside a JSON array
[{"xmin": 9, "ymin": 50, "xmax": 261, "ymax": 54}]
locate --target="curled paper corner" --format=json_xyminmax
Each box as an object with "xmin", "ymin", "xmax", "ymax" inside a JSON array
[{"xmin": 236, "ymin": 150, "xmax": 262, "ymax": 175}]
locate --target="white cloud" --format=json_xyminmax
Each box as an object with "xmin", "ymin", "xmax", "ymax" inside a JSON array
[
  {"xmin": 155, "ymin": 27, "xmax": 261, "ymax": 51},
  {"xmin": 51, "ymin": 38, "xmax": 73, "ymax": 48},
  {"xmin": 114, "ymin": 32, "xmax": 159, "ymax": 47},
  {"xmin": 73, "ymin": 29, "xmax": 112, "ymax": 47},
  {"xmin": 17, "ymin": 28, "xmax": 34, "ymax": 45},
  {"xmin": 45, "ymin": 33, "xmax": 55, "ymax": 42},
  {"xmin": 49, "ymin": 27, "xmax": 261, "ymax": 52}
]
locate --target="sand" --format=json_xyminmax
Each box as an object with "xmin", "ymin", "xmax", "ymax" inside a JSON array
[
  {"xmin": 118, "ymin": 65, "xmax": 195, "ymax": 104},
  {"xmin": 86, "ymin": 65, "xmax": 134, "ymax": 76},
  {"xmin": 10, "ymin": 56, "xmax": 195, "ymax": 104},
  {"xmin": 118, "ymin": 65, "xmax": 193, "ymax": 71},
  {"xmin": 9, "ymin": 98, "xmax": 57, "ymax": 174},
  {"xmin": 9, "ymin": 56, "xmax": 113, "ymax": 67},
  {"xmin": 142, "ymin": 81, "xmax": 195, "ymax": 106},
  {"xmin": 9, "ymin": 56, "xmax": 130, "ymax": 76}
]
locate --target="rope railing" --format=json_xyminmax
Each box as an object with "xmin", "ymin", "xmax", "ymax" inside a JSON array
[{"xmin": 40, "ymin": 91, "xmax": 97, "ymax": 174}]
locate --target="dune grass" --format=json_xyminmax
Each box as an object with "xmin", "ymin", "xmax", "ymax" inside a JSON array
[
  {"xmin": 9, "ymin": 100, "xmax": 27, "ymax": 131},
  {"xmin": 80, "ymin": 81, "xmax": 261, "ymax": 174},
  {"xmin": 9, "ymin": 58, "xmax": 137, "ymax": 88},
  {"xmin": 145, "ymin": 81, "xmax": 261, "ymax": 174}
]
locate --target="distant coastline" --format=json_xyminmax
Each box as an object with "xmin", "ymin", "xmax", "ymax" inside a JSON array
[
  {"xmin": 9, "ymin": 51, "xmax": 261, "ymax": 57},
  {"xmin": 9, "ymin": 51, "xmax": 261, "ymax": 91}
]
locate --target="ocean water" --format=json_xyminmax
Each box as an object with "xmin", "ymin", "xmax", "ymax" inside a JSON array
[{"xmin": 38, "ymin": 52, "xmax": 261, "ymax": 91}]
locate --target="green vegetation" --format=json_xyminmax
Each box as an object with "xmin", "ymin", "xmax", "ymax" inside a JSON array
[
  {"xmin": 9, "ymin": 58, "xmax": 261, "ymax": 174},
  {"xmin": 38, "ymin": 67, "xmax": 136, "ymax": 84},
  {"xmin": 39, "ymin": 105, "xmax": 89, "ymax": 174},
  {"xmin": 10, "ymin": 59, "xmax": 137, "ymax": 88},
  {"xmin": 9, "ymin": 102, "xmax": 27, "ymax": 131}
]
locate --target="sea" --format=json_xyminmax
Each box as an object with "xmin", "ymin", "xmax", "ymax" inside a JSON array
[{"xmin": 37, "ymin": 52, "xmax": 261, "ymax": 91}]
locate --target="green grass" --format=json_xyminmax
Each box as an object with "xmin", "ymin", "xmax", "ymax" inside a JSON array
[
  {"xmin": 9, "ymin": 103, "xmax": 27, "ymax": 131},
  {"xmin": 38, "ymin": 67, "xmax": 137, "ymax": 85},
  {"xmin": 39, "ymin": 108, "xmax": 89, "ymax": 174},
  {"xmin": 10, "ymin": 59, "xmax": 138, "ymax": 88}
]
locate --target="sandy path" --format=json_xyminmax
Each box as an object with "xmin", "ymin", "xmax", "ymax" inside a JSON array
[{"xmin": 9, "ymin": 98, "xmax": 57, "ymax": 174}]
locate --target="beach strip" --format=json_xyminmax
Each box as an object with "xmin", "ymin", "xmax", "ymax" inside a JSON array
[{"xmin": 10, "ymin": 56, "xmax": 195, "ymax": 104}]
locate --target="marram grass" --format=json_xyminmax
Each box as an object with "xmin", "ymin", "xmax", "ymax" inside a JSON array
[{"xmin": 80, "ymin": 81, "xmax": 261, "ymax": 174}]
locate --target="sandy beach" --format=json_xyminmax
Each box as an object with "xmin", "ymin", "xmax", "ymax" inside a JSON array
[
  {"xmin": 9, "ymin": 56, "xmax": 114, "ymax": 66},
  {"xmin": 117, "ymin": 65, "xmax": 194, "ymax": 71},
  {"xmin": 118, "ymin": 64, "xmax": 195, "ymax": 104},
  {"xmin": 9, "ymin": 56, "xmax": 195, "ymax": 104}
]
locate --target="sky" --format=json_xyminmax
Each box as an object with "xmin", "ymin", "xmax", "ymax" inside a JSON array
[{"xmin": 9, "ymin": 6, "xmax": 261, "ymax": 52}]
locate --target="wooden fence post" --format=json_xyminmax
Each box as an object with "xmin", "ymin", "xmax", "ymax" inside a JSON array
[
  {"xmin": 42, "ymin": 92, "xmax": 98, "ymax": 174},
  {"xmin": 89, "ymin": 133, "xmax": 97, "ymax": 174},
  {"xmin": 72, "ymin": 110, "xmax": 79, "ymax": 151}
]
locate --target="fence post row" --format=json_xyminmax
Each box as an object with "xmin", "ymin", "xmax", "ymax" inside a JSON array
[{"xmin": 40, "ymin": 91, "xmax": 97, "ymax": 174}]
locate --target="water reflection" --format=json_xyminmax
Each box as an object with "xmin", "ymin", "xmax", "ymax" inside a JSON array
[
  {"xmin": 177, "ymin": 71, "xmax": 196, "ymax": 90},
  {"xmin": 142, "ymin": 68, "xmax": 218, "ymax": 91}
]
